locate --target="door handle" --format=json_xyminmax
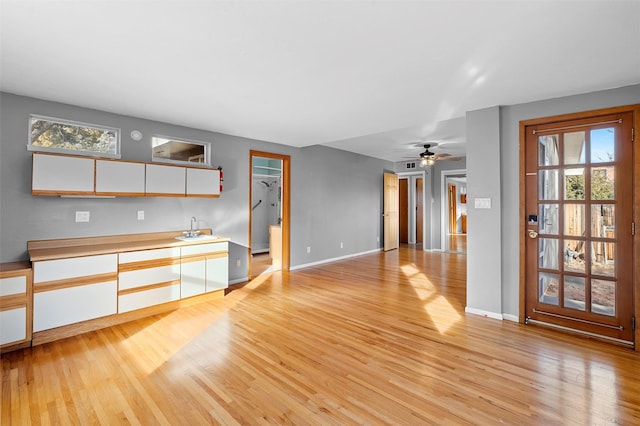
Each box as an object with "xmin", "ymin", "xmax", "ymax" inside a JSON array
[{"xmin": 528, "ymin": 230, "xmax": 538, "ymax": 239}]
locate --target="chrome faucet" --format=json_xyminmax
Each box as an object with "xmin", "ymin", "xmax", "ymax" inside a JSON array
[{"xmin": 185, "ymin": 216, "xmax": 200, "ymax": 238}]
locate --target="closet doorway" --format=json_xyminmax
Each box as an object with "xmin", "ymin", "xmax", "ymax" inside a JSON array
[{"xmin": 249, "ymin": 151, "xmax": 290, "ymax": 278}]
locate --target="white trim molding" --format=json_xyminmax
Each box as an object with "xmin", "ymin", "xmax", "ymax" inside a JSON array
[
  {"xmin": 291, "ymin": 249, "xmax": 381, "ymax": 271},
  {"xmin": 465, "ymin": 306, "xmax": 503, "ymax": 320}
]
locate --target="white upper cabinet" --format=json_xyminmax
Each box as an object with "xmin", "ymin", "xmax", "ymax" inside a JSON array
[
  {"xmin": 186, "ymin": 168, "xmax": 220, "ymax": 197},
  {"xmin": 32, "ymin": 153, "xmax": 94, "ymax": 195},
  {"xmin": 145, "ymin": 164, "xmax": 186, "ymax": 196},
  {"xmin": 95, "ymin": 160, "xmax": 145, "ymax": 196}
]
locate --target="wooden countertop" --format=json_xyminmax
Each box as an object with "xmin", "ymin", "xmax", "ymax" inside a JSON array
[
  {"xmin": 0, "ymin": 261, "xmax": 32, "ymax": 273},
  {"xmin": 28, "ymin": 230, "xmax": 230, "ymax": 262}
]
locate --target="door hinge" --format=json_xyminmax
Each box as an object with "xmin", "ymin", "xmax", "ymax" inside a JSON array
[
  {"xmin": 633, "ymin": 316, "xmax": 636, "ymax": 331},
  {"xmin": 632, "ymin": 127, "xmax": 635, "ymax": 142},
  {"xmin": 633, "ymin": 222, "xmax": 636, "ymax": 236}
]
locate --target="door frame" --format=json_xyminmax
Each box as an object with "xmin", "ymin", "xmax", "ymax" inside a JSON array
[
  {"xmin": 518, "ymin": 104, "xmax": 640, "ymax": 350},
  {"xmin": 440, "ymin": 169, "xmax": 467, "ymax": 251},
  {"xmin": 249, "ymin": 150, "xmax": 291, "ymax": 279},
  {"xmin": 397, "ymin": 171, "xmax": 428, "ymax": 247}
]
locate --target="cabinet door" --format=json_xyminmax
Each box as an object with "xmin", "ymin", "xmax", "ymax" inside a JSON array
[
  {"xmin": 145, "ymin": 164, "xmax": 186, "ymax": 196},
  {"xmin": 206, "ymin": 255, "xmax": 228, "ymax": 292},
  {"xmin": 95, "ymin": 160, "xmax": 145, "ymax": 196},
  {"xmin": 186, "ymin": 167, "xmax": 220, "ymax": 197},
  {"xmin": 33, "ymin": 281, "xmax": 117, "ymax": 332},
  {"xmin": 181, "ymin": 258, "xmax": 206, "ymax": 298},
  {"xmin": 0, "ymin": 308, "xmax": 27, "ymax": 345},
  {"xmin": 32, "ymin": 153, "xmax": 95, "ymax": 195}
]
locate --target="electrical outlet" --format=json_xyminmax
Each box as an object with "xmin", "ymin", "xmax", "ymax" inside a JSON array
[
  {"xmin": 236, "ymin": 258, "xmax": 241, "ymax": 268},
  {"xmin": 307, "ymin": 246, "xmax": 311, "ymax": 254},
  {"xmin": 340, "ymin": 242, "xmax": 344, "ymax": 249},
  {"xmin": 376, "ymin": 236, "xmax": 380, "ymax": 242},
  {"xmin": 137, "ymin": 210, "xmax": 144, "ymax": 220},
  {"xmin": 75, "ymin": 211, "xmax": 90, "ymax": 222}
]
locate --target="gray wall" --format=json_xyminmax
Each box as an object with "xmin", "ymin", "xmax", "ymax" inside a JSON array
[
  {"xmin": 466, "ymin": 106, "xmax": 502, "ymax": 316},
  {"xmin": 0, "ymin": 93, "xmax": 393, "ymax": 280}
]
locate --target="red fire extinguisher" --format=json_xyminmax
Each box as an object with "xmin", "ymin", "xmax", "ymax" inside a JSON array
[{"xmin": 218, "ymin": 166, "xmax": 223, "ymax": 192}]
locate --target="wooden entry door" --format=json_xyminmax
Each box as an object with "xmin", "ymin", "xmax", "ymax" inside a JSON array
[
  {"xmin": 523, "ymin": 110, "xmax": 635, "ymax": 344},
  {"xmin": 383, "ymin": 173, "xmax": 399, "ymax": 251}
]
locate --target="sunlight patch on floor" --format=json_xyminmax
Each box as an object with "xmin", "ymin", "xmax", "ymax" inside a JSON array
[{"xmin": 401, "ymin": 262, "xmax": 461, "ymax": 335}]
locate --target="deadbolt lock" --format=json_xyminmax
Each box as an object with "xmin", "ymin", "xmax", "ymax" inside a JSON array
[{"xmin": 528, "ymin": 230, "xmax": 538, "ymax": 239}]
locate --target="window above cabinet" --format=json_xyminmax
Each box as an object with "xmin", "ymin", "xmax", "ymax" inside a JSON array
[{"xmin": 152, "ymin": 136, "xmax": 211, "ymax": 167}]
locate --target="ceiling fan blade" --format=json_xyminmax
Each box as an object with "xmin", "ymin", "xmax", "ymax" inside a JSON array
[{"xmin": 437, "ymin": 156, "xmax": 463, "ymax": 161}]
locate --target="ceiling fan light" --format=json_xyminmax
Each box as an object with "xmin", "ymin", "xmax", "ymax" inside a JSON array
[
  {"xmin": 426, "ymin": 157, "xmax": 435, "ymax": 166},
  {"xmin": 420, "ymin": 158, "xmax": 428, "ymax": 166}
]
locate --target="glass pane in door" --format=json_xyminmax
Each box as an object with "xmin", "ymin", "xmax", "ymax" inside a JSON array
[
  {"xmin": 590, "ymin": 128, "xmax": 615, "ymax": 163},
  {"xmin": 591, "ymin": 279, "xmax": 615, "ymax": 316},
  {"xmin": 591, "ymin": 167, "xmax": 614, "ymax": 200},
  {"xmin": 564, "ymin": 204, "xmax": 585, "ymax": 236},
  {"xmin": 564, "ymin": 276, "xmax": 585, "ymax": 311},
  {"xmin": 591, "ymin": 204, "xmax": 615, "ymax": 238},
  {"xmin": 539, "ymin": 238, "xmax": 559, "ymax": 270},
  {"xmin": 539, "ymin": 170, "xmax": 559, "ymax": 200},
  {"xmin": 563, "ymin": 131, "xmax": 585, "ymax": 164},
  {"xmin": 538, "ymin": 135, "xmax": 559, "ymax": 166},
  {"xmin": 591, "ymin": 242, "xmax": 615, "ymax": 277},
  {"xmin": 539, "ymin": 272, "xmax": 559, "ymax": 305},
  {"xmin": 564, "ymin": 168, "xmax": 585, "ymax": 200},
  {"xmin": 539, "ymin": 204, "xmax": 559, "ymax": 234},
  {"xmin": 564, "ymin": 239, "xmax": 585, "ymax": 273}
]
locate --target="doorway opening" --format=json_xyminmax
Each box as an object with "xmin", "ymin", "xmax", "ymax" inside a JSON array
[
  {"xmin": 398, "ymin": 174, "xmax": 425, "ymax": 246},
  {"xmin": 441, "ymin": 169, "xmax": 467, "ymax": 254},
  {"xmin": 249, "ymin": 151, "xmax": 290, "ymax": 278}
]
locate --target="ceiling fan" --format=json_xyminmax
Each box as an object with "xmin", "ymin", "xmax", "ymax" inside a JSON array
[{"xmin": 408, "ymin": 143, "xmax": 462, "ymax": 167}]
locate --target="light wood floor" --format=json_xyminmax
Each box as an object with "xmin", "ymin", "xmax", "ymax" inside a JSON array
[{"xmin": 2, "ymin": 247, "xmax": 639, "ymax": 425}]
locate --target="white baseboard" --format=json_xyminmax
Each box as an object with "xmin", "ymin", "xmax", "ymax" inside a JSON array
[
  {"xmin": 502, "ymin": 314, "xmax": 519, "ymax": 322},
  {"xmin": 290, "ymin": 248, "xmax": 381, "ymax": 271},
  {"xmin": 465, "ymin": 306, "xmax": 503, "ymax": 320}
]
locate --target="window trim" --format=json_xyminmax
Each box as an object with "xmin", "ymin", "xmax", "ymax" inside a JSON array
[
  {"xmin": 27, "ymin": 114, "xmax": 121, "ymax": 159},
  {"xmin": 151, "ymin": 135, "xmax": 212, "ymax": 167}
]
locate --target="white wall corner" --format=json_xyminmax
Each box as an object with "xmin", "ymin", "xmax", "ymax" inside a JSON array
[
  {"xmin": 502, "ymin": 313, "xmax": 519, "ymax": 322},
  {"xmin": 465, "ymin": 306, "xmax": 503, "ymax": 320}
]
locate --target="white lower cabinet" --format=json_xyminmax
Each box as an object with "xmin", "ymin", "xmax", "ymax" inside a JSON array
[
  {"xmin": 32, "ymin": 254, "xmax": 118, "ymax": 332},
  {"xmin": 118, "ymin": 247, "xmax": 181, "ymax": 313},
  {"xmin": 180, "ymin": 258, "xmax": 206, "ymax": 298},
  {"xmin": 0, "ymin": 264, "xmax": 32, "ymax": 348},
  {"xmin": 206, "ymin": 255, "xmax": 229, "ymax": 292},
  {"xmin": 180, "ymin": 242, "xmax": 229, "ymax": 298}
]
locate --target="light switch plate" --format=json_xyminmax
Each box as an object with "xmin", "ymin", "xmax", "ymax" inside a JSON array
[
  {"xmin": 75, "ymin": 211, "xmax": 90, "ymax": 222},
  {"xmin": 474, "ymin": 198, "xmax": 492, "ymax": 209},
  {"xmin": 137, "ymin": 210, "xmax": 144, "ymax": 220}
]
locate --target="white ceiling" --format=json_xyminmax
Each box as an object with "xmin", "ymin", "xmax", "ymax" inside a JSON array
[{"xmin": 2, "ymin": 1, "xmax": 639, "ymax": 162}]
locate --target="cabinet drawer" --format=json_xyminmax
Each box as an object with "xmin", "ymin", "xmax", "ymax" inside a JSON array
[
  {"xmin": 0, "ymin": 307, "xmax": 27, "ymax": 345},
  {"xmin": 181, "ymin": 242, "xmax": 228, "ymax": 256},
  {"xmin": 119, "ymin": 247, "xmax": 181, "ymax": 264},
  {"xmin": 119, "ymin": 264, "xmax": 181, "ymax": 291},
  {"xmin": 34, "ymin": 254, "xmax": 117, "ymax": 283},
  {"xmin": 33, "ymin": 280, "xmax": 117, "ymax": 332},
  {"xmin": 0, "ymin": 275, "xmax": 27, "ymax": 296},
  {"xmin": 118, "ymin": 283, "xmax": 180, "ymax": 313}
]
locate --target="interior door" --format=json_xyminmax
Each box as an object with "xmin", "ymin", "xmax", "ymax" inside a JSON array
[
  {"xmin": 448, "ymin": 183, "xmax": 457, "ymax": 234},
  {"xmin": 399, "ymin": 178, "xmax": 408, "ymax": 244},
  {"xmin": 383, "ymin": 173, "xmax": 399, "ymax": 251},
  {"xmin": 524, "ymin": 111, "xmax": 634, "ymax": 343},
  {"xmin": 416, "ymin": 178, "xmax": 423, "ymax": 244}
]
